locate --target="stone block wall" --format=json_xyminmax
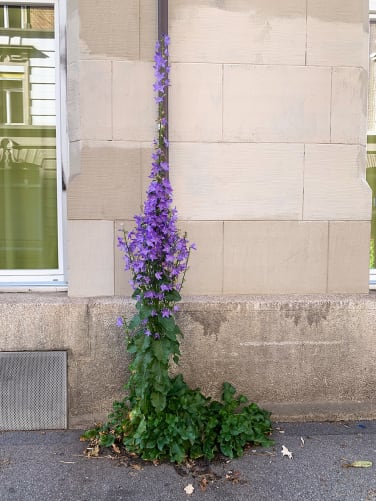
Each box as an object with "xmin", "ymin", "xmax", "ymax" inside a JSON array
[
  {"xmin": 66, "ymin": 0, "xmax": 156, "ymax": 296},
  {"xmin": 168, "ymin": 0, "xmax": 371, "ymax": 296},
  {"xmin": 66, "ymin": 0, "xmax": 370, "ymax": 297}
]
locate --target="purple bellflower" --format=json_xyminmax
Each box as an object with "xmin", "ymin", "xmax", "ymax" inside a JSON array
[{"xmin": 117, "ymin": 35, "xmax": 195, "ymax": 338}]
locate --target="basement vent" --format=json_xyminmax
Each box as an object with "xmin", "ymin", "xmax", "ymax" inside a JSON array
[{"xmin": 0, "ymin": 351, "xmax": 67, "ymax": 430}]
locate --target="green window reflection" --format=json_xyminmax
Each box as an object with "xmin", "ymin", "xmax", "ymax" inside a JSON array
[
  {"xmin": 8, "ymin": 6, "xmax": 22, "ymax": 28},
  {"xmin": 367, "ymin": 147, "xmax": 376, "ymax": 270},
  {"xmin": 0, "ymin": 4, "xmax": 58, "ymax": 270}
]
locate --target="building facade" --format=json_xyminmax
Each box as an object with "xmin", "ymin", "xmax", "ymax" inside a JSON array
[{"xmin": 0, "ymin": 0, "xmax": 374, "ymax": 429}]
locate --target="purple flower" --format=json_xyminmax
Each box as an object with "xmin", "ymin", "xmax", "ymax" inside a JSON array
[
  {"xmin": 162, "ymin": 308, "xmax": 171, "ymax": 318},
  {"xmin": 117, "ymin": 34, "xmax": 196, "ymax": 337},
  {"xmin": 116, "ymin": 317, "xmax": 123, "ymax": 327},
  {"xmin": 160, "ymin": 284, "xmax": 171, "ymax": 292}
]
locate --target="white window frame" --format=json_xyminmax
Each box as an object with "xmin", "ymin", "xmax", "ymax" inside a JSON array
[
  {"xmin": 369, "ymin": 2, "xmax": 376, "ymax": 289},
  {"xmin": 0, "ymin": 0, "xmax": 67, "ymax": 291}
]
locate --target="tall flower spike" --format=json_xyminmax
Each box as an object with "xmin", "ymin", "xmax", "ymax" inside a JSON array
[{"xmin": 118, "ymin": 34, "xmax": 195, "ymax": 338}]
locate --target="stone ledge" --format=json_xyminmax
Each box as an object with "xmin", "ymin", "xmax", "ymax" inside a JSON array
[{"xmin": 264, "ymin": 401, "xmax": 376, "ymax": 423}]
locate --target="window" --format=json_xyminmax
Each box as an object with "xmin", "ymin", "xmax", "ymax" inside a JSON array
[
  {"xmin": 0, "ymin": 0, "xmax": 66, "ymax": 288},
  {"xmin": 0, "ymin": 76, "xmax": 25, "ymax": 124},
  {"xmin": 0, "ymin": 5, "xmax": 28, "ymax": 29}
]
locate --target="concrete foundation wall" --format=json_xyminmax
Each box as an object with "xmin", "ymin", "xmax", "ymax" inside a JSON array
[{"xmin": 1, "ymin": 293, "xmax": 375, "ymax": 427}]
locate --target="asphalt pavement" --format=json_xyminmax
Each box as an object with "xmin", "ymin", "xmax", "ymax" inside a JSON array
[{"xmin": 1, "ymin": 421, "xmax": 376, "ymax": 500}]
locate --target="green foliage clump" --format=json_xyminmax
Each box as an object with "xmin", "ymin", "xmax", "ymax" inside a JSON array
[{"xmin": 83, "ymin": 309, "xmax": 273, "ymax": 463}]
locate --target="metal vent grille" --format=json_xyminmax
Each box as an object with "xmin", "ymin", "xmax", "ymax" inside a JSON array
[{"xmin": 0, "ymin": 351, "xmax": 67, "ymax": 430}]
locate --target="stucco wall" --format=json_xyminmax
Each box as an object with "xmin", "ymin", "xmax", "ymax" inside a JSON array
[{"xmin": 66, "ymin": 0, "xmax": 371, "ymax": 297}]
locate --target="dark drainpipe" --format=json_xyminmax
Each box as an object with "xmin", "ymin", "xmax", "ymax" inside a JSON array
[{"xmin": 158, "ymin": 0, "xmax": 169, "ymax": 171}]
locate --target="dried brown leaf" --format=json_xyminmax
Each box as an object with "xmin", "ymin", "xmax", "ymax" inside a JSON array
[
  {"xmin": 226, "ymin": 471, "xmax": 240, "ymax": 483},
  {"xmin": 112, "ymin": 444, "xmax": 121, "ymax": 454},
  {"xmin": 130, "ymin": 463, "xmax": 143, "ymax": 471},
  {"xmin": 86, "ymin": 445, "xmax": 100, "ymax": 458},
  {"xmin": 200, "ymin": 477, "xmax": 209, "ymax": 492}
]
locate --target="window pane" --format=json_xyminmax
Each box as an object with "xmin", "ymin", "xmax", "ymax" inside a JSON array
[
  {"xmin": 0, "ymin": 80, "xmax": 22, "ymax": 124},
  {"xmin": 0, "ymin": 5, "xmax": 58, "ymax": 270},
  {"xmin": 7, "ymin": 6, "xmax": 22, "ymax": 28},
  {"xmin": 366, "ymin": 163, "xmax": 376, "ymax": 269},
  {"xmin": 0, "ymin": 86, "xmax": 6, "ymax": 123},
  {"xmin": 0, "ymin": 7, "xmax": 4, "ymax": 28},
  {"xmin": 9, "ymin": 92, "xmax": 24, "ymax": 123}
]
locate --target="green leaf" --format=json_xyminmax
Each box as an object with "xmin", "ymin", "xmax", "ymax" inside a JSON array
[
  {"xmin": 81, "ymin": 428, "xmax": 100, "ymax": 440},
  {"xmin": 222, "ymin": 382, "xmax": 236, "ymax": 404},
  {"xmin": 165, "ymin": 289, "xmax": 181, "ymax": 302},
  {"xmin": 157, "ymin": 435, "xmax": 169, "ymax": 451},
  {"xmin": 99, "ymin": 433, "xmax": 115, "ymax": 448},
  {"xmin": 139, "ymin": 304, "xmax": 153, "ymax": 320},
  {"xmin": 220, "ymin": 442, "xmax": 234, "ymax": 459},
  {"xmin": 151, "ymin": 391, "xmax": 166, "ymax": 412},
  {"xmin": 170, "ymin": 442, "xmax": 186, "ymax": 463},
  {"xmin": 152, "ymin": 339, "xmax": 168, "ymax": 362},
  {"xmin": 141, "ymin": 334, "xmax": 152, "ymax": 350},
  {"xmin": 127, "ymin": 343, "xmax": 138, "ymax": 354},
  {"xmin": 157, "ymin": 315, "xmax": 176, "ymax": 333},
  {"xmin": 128, "ymin": 314, "xmax": 141, "ymax": 330}
]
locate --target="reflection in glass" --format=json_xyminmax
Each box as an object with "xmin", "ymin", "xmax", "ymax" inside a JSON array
[
  {"xmin": 0, "ymin": 80, "xmax": 24, "ymax": 124},
  {"xmin": 8, "ymin": 6, "xmax": 22, "ymax": 28},
  {"xmin": 0, "ymin": 4, "xmax": 58, "ymax": 270},
  {"xmin": 366, "ymin": 151, "xmax": 376, "ymax": 270},
  {"xmin": 0, "ymin": 7, "xmax": 4, "ymax": 28}
]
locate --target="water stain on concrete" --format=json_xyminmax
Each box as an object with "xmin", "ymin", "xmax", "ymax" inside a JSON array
[
  {"xmin": 183, "ymin": 310, "xmax": 228, "ymax": 339},
  {"xmin": 281, "ymin": 302, "xmax": 331, "ymax": 327}
]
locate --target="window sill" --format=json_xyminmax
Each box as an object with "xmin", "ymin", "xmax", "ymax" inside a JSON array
[{"xmin": 0, "ymin": 282, "xmax": 68, "ymax": 292}]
